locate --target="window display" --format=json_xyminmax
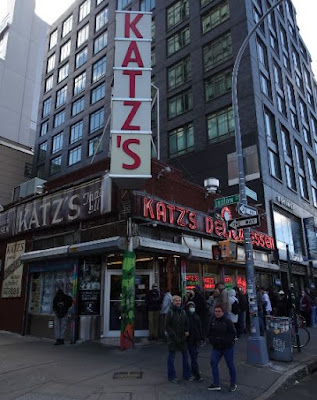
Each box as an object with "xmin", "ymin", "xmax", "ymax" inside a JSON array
[{"xmin": 78, "ymin": 258, "xmax": 101, "ymax": 315}]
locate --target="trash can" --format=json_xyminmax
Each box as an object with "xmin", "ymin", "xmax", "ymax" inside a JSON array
[
  {"xmin": 266, "ymin": 316, "xmax": 293, "ymax": 362},
  {"xmin": 79, "ymin": 315, "xmax": 101, "ymax": 341}
]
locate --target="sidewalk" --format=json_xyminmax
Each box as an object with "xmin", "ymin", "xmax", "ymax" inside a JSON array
[{"xmin": 0, "ymin": 328, "xmax": 316, "ymax": 400}]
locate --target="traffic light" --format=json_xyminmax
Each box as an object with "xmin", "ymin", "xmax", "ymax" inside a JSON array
[{"xmin": 219, "ymin": 240, "xmax": 237, "ymax": 260}]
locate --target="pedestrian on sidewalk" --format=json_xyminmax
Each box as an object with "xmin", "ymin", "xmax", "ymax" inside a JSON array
[
  {"xmin": 207, "ymin": 304, "xmax": 237, "ymax": 392},
  {"xmin": 146, "ymin": 283, "xmax": 162, "ymax": 340},
  {"xmin": 300, "ymin": 289, "xmax": 313, "ymax": 327},
  {"xmin": 52, "ymin": 289, "xmax": 73, "ymax": 345},
  {"xmin": 164, "ymin": 295, "xmax": 191, "ymax": 383},
  {"xmin": 214, "ymin": 282, "xmax": 229, "ymax": 316},
  {"xmin": 228, "ymin": 289, "xmax": 239, "ymax": 335},
  {"xmin": 261, "ymin": 288, "xmax": 272, "ymax": 316},
  {"xmin": 256, "ymin": 286, "xmax": 265, "ymax": 335},
  {"xmin": 192, "ymin": 286, "xmax": 207, "ymax": 339},
  {"xmin": 234, "ymin": 286, "xmax": 248, "ymax": 335},
  {"xmin": 160, "ymin": 289, "xmax": 173, "ymax": 339},
  {"xmin": 185, "ymin": 301, "xmax": 203, "ymax": 382}
]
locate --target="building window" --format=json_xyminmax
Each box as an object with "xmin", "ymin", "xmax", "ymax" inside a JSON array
[
  {"xmin": 52, "ymin": 132, "xmax": 63, "ymax": 153},
  {"xmin": 307, "ymin": 155, "xmax": 317, "ymax": 207},
  {"xmin": 167, "ymin": 26, "xmax": 190, "ymax": 57},
  {"xmin": 72, "ymin": 97, "xmax": 85, "ymax": 116},
  {"xmin": 56, "ymin": 85, "xmax": 67, "ymax": 108},
  {"xmin": 47, "ymin": 53, "xmax": 56, "ymax": 73},
  {"xmin": 276, "ymin": 93, "xmax": 286, "ymax": 116},
  {"xmin": 60, "ymin": 40, "xmax": 71, "ymax": 62},
  {"xmin": 49, "ymin": 29, "xmax": 58, "ymax": 50},
  {"xmin": 273, "ymin": 210, "xmax": 304, "ymax": 256},
  {"xmin": 167, "ymin": 0, "xmax": 189, "ymax": 30},
  {"xmin": 79, "ymin": 0, "xmax": 91, "ymax": 22},
  {"xmin": 299, "ymin": 99, "xmax": 308, "ymax": 124},
  {"xmin": 95, "ymin": 8, "xmax": 108, "ymax": 32},
  {"xmin": 75, "ymin": 47, "xmax": 88, "ymax": 69},
  {"xmin": 303, "ymin": 127, "xmax": 312, "ymax": 147},
  {"xmin": 203, "ymin": 32, "xmax": 232, "ymax": 72},
  {"xmin": 207, "ymin": 106, "xmax": 234, "ymax": 141},
  {"xmin": 201, "ymin": 1, "xmax": 229, "ymax": 34},
  {"xmin": 45, "ymin": 75, "xmax": 53, "ymax": 93},
  {"xmin": 94, "ymin": 31, "xmax": 108, "ymax": 54},
  {"xmin": 62, "ymin": 15, "xmax": 73, "ymax": 37},
  {"xmin": 74, "ymin": 71, "xmax": 86, "ymax": 95},
  {"xmin": 53, "ymin": 110, "xmax": 65, "ymax": 128},
  {"xmin": 92, "ymin": 56, "xmax": 107, "ymax": 83},
  {"xmin": 91, "ymin": 82, "xmax": 106, "ymax": 104},
  {"xmin": 257, "ymin": 37, "xmax": 268, "ymax": 69},
  {"xmin": 88, "ymin": 135, "xmax": 103, "ymax": 156},
  {"xmin": 260, "ymin": 73, "xmax": 272, "ymax": 99},
  {"xmin": 89, "ymin": 108, "xmax": 104, "ymax": 133},
  {"xmin": 167, "ymin": 56, "xmax": 191, "ymax": 91},
  {"xmin": 290, "ymin": 110, "xmax": 299, "ymax": 131},
  {"xmin": 168, "ymin": 89, "xmax": 192, "ymax": 119},
  {"xmin": 50, "ymin": 155, "xmax": 62, "ymax": 175},
  {"xmin": 168, "ymin": 122, "xmax": 194, "ymax": 158},
  {"xmin": 269, "ymin": 32, "xmax": 279, "ymax": 55},
  {"xmin": 268, "ymin": 149, "xmax": 282, "ymax": 180},
  {"xmin": 286, "ymin": 79, "xmax": 295, "ymax": 107},
  {"xmin": 264, "ymin": 107, "xmax": 277, "ymax": 143},
  {"xmin": 272, "ymin": 61, "xmax": 283, "ymax": 89},
  {"xmin": 42, "ymin": 97, "xmax": 51, "ymax": 118},
  {"xmin": 40, "ymin": 121, "xmax": 49, "ymax": 136},
  {"xmin": 295, "ymin": 141, "xmax": 309, "ymax": 200},
  {"xmin": 117, "ymin": 0, "xmax": 132, "ymax": 9},
  {"xmin": 38, "ymin": 142, "xmax": 47, "ymax": 161},
  {"xmin": 201, "ymin": 0, "xmax": 213, "ymax": 6},
  {"xmin": 311, "ymin": 116, "xmax": 317, "ymax": 136},
  {"xmin": 70, "ymin": 121, "xmax": 83, "ymax": 144},
  {"xmin": 140, "ymin": 0, "xmax": 156, "ymax": 11},
  {"xmin": 205, "ymin": 68, "xmax": 232, "ymax": 101},
  {"xmin": 58, "ymin": 63, "xmax": 69, "ymax": 82},
  {"xmin": 68, "ymin": 145, "xmax": 82, "ymax": 166},
  {"xmin": 77, "ymin": 24, "xmax": 89, "ymax": 48},
  {"xmin": 96, "ymin": 0, "xmax": 104, "ymax": 5}
]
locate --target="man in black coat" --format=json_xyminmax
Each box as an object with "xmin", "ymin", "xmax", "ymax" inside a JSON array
[
  {"xmin": 146, "ymin": 283, "xmax": 162, "ymax": 340},
  {"xmin": 186, "ymin": 301, "xmax": 203, "ymax": 382},
  {"xmin": 53, "ymin": 289, "xmax": 73, "ymax": 345}
]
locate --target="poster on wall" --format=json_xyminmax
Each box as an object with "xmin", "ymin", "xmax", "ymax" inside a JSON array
[
  {"xmin": 78, "ymin": 260, "xmax": 101, "ymax": 315},
  {"xmin": 1, "ymin": 240, "xmax": 25, "ymax": 298}
]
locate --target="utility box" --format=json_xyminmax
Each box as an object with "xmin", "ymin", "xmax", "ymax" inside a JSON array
[{"xmin": 266, "ymin": 316, "xmax": 293, "ymax": 362}]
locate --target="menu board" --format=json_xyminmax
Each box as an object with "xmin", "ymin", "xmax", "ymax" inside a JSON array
[
  {"xmin": 78, "ymin": 259, "xmax": 101, "ymax": 315},
  {"xmin": 203, "ymin": 275, "xmax": 215, "ymax": 290}
]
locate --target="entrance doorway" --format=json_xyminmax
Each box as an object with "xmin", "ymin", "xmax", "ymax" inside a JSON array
[{"xmin": 104, "ymin": 270, "xmax": 153, "ymax": 337}]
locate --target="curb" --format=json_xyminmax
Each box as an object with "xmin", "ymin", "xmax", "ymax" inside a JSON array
[{"xmin": 254, "ymin": 357, "xmax": 317, "ymax": 400}]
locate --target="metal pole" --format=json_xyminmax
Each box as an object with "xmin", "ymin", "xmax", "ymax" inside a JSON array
[
  {"xmin": 286, "ymin": 245, "xmax": 301, "ymax": 351},
  {"xmin": 151, "ymin": 83, "xmax": 160, "ymax": 160},
  {"xmin": 232, "ymin": 0, "xmax": 285, "ymax": 365}
]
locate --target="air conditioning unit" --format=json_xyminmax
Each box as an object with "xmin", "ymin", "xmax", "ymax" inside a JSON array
[{"xmin": 12, "ymin": 178, "xmax": 47, "ymax": 202}]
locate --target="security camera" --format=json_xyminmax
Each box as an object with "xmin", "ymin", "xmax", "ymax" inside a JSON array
[{"xmin": 204, "ymin": 177, "xmax": 220, "ymax": 194}]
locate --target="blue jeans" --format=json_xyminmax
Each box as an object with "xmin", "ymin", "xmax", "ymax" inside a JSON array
[
  {"xmin": 210, "ymin": 346, "xmax": 236, "ymax": 386},
  {"xmin": 167, "ymin": 350, "xmax": 191, "ymax": 381},
  {"xmin": 188, "ymin": 343, "xmax": 200, "ymax": 378}
]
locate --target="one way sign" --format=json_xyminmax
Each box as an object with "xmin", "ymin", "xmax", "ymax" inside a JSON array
[{"xmin": 227, "ymin": 215, "xmax": 260, "ymax": 230}]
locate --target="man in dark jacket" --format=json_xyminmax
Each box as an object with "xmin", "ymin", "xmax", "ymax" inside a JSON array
[
  {"xmin": 207, "ymin": 305, "xmax": 237, "ymax": 392},
  {"xmin": 146, "ymin": 283, "xmax": 162, "ymax": 340},
  {"xmin": 192, "ymin": 286, "xmax": 207, "ymax": 338},
  {"xmin": 186, "ymin": 301, "xmax": 203, "ymax": 382},
  {"xmin": 234, "ymin": 286, "xmax": 248, "ymax": 336},
  {"xmin": 164, "ymin": 295, "xmax": 191, "ymax": 383},
  {"xmin": 53, "ymin": 289, "xmax": 73, "ymax": 345}
]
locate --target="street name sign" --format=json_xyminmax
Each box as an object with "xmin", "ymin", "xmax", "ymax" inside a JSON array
[
  {"xmin": 246, "ymin": 186, "xmax": 258, "ymax": 201},
  {"xmin": 214, "ymin": 194, "xmax": 239, "ymax": 208},
  {"xmin": 237, "ymin": 203, "xmax": 258, "ymax": 217},
  {"xmin": 228, "ymin": 215, "xmax": 260, "ymax": 230}
]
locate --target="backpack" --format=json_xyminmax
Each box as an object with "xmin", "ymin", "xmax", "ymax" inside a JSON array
[{"xmin": 231, "ymin": 300, "xmax": 240, "ymax": 315}]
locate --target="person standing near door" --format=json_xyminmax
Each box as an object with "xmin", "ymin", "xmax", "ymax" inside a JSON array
[
  {"xmin": 146, "ymin": 283, "xmax": 162, "ymax": 340},
  {"xmin": 53, "ymin": 289, "xmax": 73, "ymax": 345}
]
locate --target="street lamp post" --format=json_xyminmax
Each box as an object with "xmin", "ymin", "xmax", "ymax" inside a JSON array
[{"xmin": 232, "ymin": 0, "xmax": 284, "ymax": 365}]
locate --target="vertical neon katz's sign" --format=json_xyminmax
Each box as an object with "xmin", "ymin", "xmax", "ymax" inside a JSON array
[{"xmin": 110, "ymin": 11, "xmax": 152, "ymax": 183}]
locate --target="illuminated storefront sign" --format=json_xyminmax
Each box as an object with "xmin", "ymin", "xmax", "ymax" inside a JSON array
[
  {"xmin": 185, "ymin": 274, "xmax": 199, "ymax": 290},
  {"xmin": 203, "ymin": 276, "xmax": 215, "ymax": 290},
  {"xmin": 133, "ymin": 194, "xmax": 275, "ymax": 251},
  {"xmin": 236, "ymin": 275, "xmax": 247, "ymax": 294},
  {"xmin": 110, "ymin": 11, "xmax": 152, "ymax": 183}
]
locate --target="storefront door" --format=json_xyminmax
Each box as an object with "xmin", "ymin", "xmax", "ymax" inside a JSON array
[{"xmin": 104, "ymin": 270, "xmax": 153, "ymax": 337}]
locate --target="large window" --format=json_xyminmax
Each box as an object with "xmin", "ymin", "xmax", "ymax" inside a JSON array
[
  {"xmin": 40, "ymin": 121, "xmax": 49, "ymax": 137},
  {"xmin": 38, "ymin": 142, "xmax": 47, "ymax": 161},
  {"xmin": 50, "ymin": 155, "xmax": 62, "ymax": 175},
  {"xmin": 295, "ymin": 141, "xmax": 309, "ymax": 199},
  {"xmin": 45, "ymin": 76, "xmax": 53, "ymax": 93},
  {"xmin": 56, "ymin": 85, "xmax": 67, "ymax": 108},
  {"xmin": 91, "ymin": 82, "xmax": 106, "ymax": 104},
  {"xmin": 307, "ymin": 155, "xmax": 317, "ymax": 207},
  {"xmin": 89, "ymin": 108, "xmax": 104, "ymax": 133},
  {"xmin": 70, "ymin": 121, "xmax": 83, "ymax": 144},
  {"xmin": 281, "ymin": 126, "xmax": 296, "ymax": 191},
  {"xmin": 264, "ymin": 107, "xmax": 277, "ymax": 143},
  {"xmin": 268, "ymin": 149, "xmax": 282, "ymax": 180},
  {"xmin": 72, "ymin": 97, "xmax": 85, "ymax": 116},
  {"xmin": 94, "ymin": 31, "xmax": 108, "ymax": 54},
  {"xmin": 62, "ymin": 15, "xmax": 73, "ymax": 37},
  {"xmin": 95, "ymin": 8, "xmax": 108, "ymax": 32},
  {"xmin": 79, "ymin": 0, "xmax": 91, "ymax": 22},
  {"xmin": 169, "ymin": 122, "xmax": 194, "ymax": 158},
  {"xmin": 168, "ymin": 89, "xmax": 192, "ymax": 119},
  {"xmin": 273, "ymin": 210, "xmax": 304, "ymax": 256},
  {"xmin": 167, "ymin": 0, "xmax": 189, "ymax": 30},
  {"xmin": 203, "ymin": 32, "xmax": 232, "ymax": 71},
  {"xmin": 205, "ymin": 68, "xmax": 232, "ymax": 101},
  {"xmin": 140, "ymin": 0, "xmax": 156, "ymax": 11},
  {"xmin": 47, "ymin": 53, "xmax": 56, "ymax": 73},
  {"xmin": 42, "ymin": 97, "xmax": 51, "ymax": 118},
  {"xmin": 76, "ymin": 47, "xmax": 88, "ymax": 69},
  {"xmin": 202, "ymin": 1, "xmax": 229, "ymax": 34},
  {"xmin": 260, "ymin": 72, "xmax": 272, "ymax": 99},
  {"xmin": 58, "ymin": 63, "xmax": 69, "ymax": 83},
  {"xmin": 167, "ymin": 56, "xmax": 191, "ymax": 91},
  {"xmin": 207, "ymin": 106, "xmax": 234, "ymax": 141},
  {"xmin": 74, "ymin": 71, "xmax": 86, "ymax": 95},
  {"xmin": 92, "ymin": 56, "xmax": 107, "ymax": 83},
  {"xmin": 256, "ymin": 37, "xmax": 268, "ymax": 69},
  {"xmin": 52, "ymin": 132, "xmax": 63, "ymax": 154},
  {"xmin": 117, "ymin": 0, "xmax": 132, "ymax": 9},
  {"xmin": 49, "ymin": 30, "xmax": 57, "ymax": 50},
  {"xmin": 54, "ymin": 110, "xmax": 65, "ymax": 128},
  {"xmin": 68, "ymin": 145, "xmax": 82, "ymax": 166},
  {"xmin": 167, "ymin": 26, "xmax": 190, "ymax": 56},
  {"xmin": 60, "ymin": 40, "xmax": 71, "ymax": 62},
  {"xmin": 77, "ymin": 24, "xmax": 89, "ymax": 48},
  {"xmin": 88, "ymin": 135, "xmax": 103, "ymax": 156}
]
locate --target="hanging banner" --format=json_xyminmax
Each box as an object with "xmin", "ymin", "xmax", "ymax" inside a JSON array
[
  {"xmin": 110, "ymin": 10, "xmax": 152, "ymax": 185},
  {"xmin": 1, "ymin": 240, "xmax": 25, "ymax": 298}
]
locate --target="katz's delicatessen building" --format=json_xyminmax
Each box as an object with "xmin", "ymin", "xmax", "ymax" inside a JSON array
[{"xmin": 0, "ymin": 161, "xmax": 277, "ymax": 343}]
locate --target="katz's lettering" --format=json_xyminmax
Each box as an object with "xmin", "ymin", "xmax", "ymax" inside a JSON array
[
  {"xmin": 121, "ymin": 101, "xmax": 141, "ymax": 130},
  {"xmin": 125, "ymin": 13, "xmax": 143, "ymax": 38}
]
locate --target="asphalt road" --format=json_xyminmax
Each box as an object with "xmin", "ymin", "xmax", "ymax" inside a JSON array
[{"xmin": 270, "ymin": 371, "xmax": 317, "ymax": 399}]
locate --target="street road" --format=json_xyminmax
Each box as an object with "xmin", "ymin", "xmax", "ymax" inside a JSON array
[{"xmin": 270, "ymin": 371, "xmax": 317, "ymax": 399}]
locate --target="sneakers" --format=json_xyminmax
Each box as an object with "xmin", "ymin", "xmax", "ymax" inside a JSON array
[
  {"xmin": 230, "ymin": 384, "xmax": 237, "ymax": 392},
  {"xmin": 188, "ymin": 376, "xmax": 196, "ymax": 382},
  {"xmin": 208, "ymin": 384, "xmax": 221, "ymax": 391},
  {"xmin": 195, "ymin": 376, "xmax": 203, "ymax": 382},
  {"xmin": 169, "ymin": 378, "xmax": 179, "ymax": 384}
]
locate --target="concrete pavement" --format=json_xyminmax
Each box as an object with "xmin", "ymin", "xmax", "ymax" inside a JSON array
[{"xmin": 0, "ymin": 328, "xmax": 316, "ymax": 400}]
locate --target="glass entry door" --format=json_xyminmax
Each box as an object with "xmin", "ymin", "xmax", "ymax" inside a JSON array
[{"xmin": 104, "ymin": 270, "xmax": 152, "ymax": 337}]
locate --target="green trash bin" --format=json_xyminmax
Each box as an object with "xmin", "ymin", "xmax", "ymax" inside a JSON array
[{"xmin": 266, "ymin": 316, "xmax": 293, "ymax": 362}]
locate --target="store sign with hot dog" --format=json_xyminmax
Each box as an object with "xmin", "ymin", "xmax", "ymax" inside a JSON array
[{"xmin": 110, "ymin": 11, "xmax": 152, "ymax": 183}]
